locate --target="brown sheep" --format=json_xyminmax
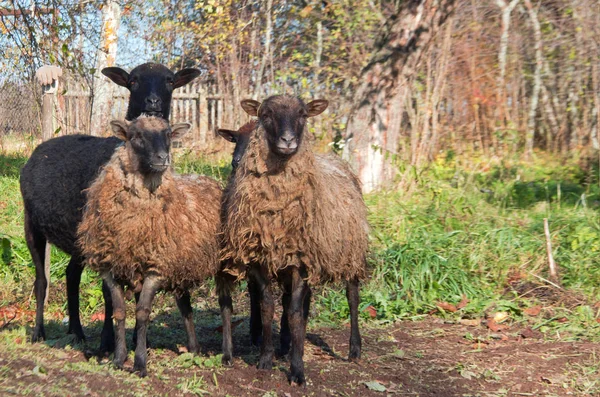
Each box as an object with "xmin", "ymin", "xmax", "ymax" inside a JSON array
[
  {"xmin": 77, "ymin": 116, "xmax": 222, "ymax": 377},
  {"xmin": 218, "ymin": 95, "xmax": 369, "ymax": 385}
]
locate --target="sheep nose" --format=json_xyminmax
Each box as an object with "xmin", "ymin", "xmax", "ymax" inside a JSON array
[
  {"xmin": 281, "ymin": 133, "xmax": 296, "ymax": 144},
  {"xmin": 145, "ymin": 95, "xmax": 162, "ymax": 109}
]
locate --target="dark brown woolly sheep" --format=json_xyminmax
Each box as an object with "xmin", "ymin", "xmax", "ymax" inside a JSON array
[
  {"xmin": 77, "ymin": 116, "xmax": 222, "ymax": 377},
  {"xmin": 218, "ymin": 95, "xmax": 369, "ymax": 385}
]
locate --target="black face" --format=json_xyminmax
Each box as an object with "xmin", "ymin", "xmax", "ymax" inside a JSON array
[
  {"xmin": 217, "ymin": 128, "xmax": 252, "ymax": 170},
  {"xmin": 129, "ymin": 126, "xmax": 172, "ymax": 174},
  {"xmin": 240, "ymin": 96, "xmax": 329, "ymax": 159},
  {"xmin": 111, "ymin": 118, "xmax": 191, "ymax": 177},
  {"xmin": 102, "ymin": 63, "xmax": 201, "ymax": 121}
]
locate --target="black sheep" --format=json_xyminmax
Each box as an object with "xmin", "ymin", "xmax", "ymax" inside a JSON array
[{"xmin": 20, "ymin": 63, "xmax": 200, "ymax": 350}]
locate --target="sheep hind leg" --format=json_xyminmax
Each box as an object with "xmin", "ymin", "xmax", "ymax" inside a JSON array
[
  {"xmin": 99, "ymin": 280, "xmax": 115, "ymax": 354},
  {"xmin": 24, "ymin": 211, "xmax": 47, "ymax": 343},
  {"xmin": 66, "ymin": 255, "xmax": 85, "ymax": 342},
  {"xmin": 102, "ymin": 272, "xmax": 127, "ymax": 369},
  {"xmin": 255, "ymin": 272, "xmax": 274, "ymax": 370},
  {"xmin": 287, "ymin": 268, "xmax": 310, "ymax": 385},
  {"xmin": 133, "ymin": 275, "xmax": 161, "ymax": 377},
  {"xmin": 217, "ymin": 272, "xmax": 235, "ymax": 366},
  {"xmin": 175, "ymin": 291, "xmax": 199, "ymax": 354},
  {"xmin": 346, "ymin": 277, "xmax": 362, "ymax": 361},
  {"xmin": 248, "ymin": 275, "xmax": 263, "ymax": 346}
]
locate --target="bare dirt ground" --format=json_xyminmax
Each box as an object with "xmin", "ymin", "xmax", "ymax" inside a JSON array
[{"xmin": 0, "ymin": 293, "xmax": 598, "ymax": 397}]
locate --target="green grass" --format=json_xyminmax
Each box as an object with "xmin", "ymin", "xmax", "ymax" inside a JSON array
[{"xmin": 1, "ymin": 149, "xmax": 600, "ymax": 342}]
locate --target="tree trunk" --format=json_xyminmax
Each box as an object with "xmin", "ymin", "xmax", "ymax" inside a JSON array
[
  {"xmin": 90, "ymin": 0, "xmax": 121, "ymax": 136},
  {"xmin": 524, "ymin": 0, "xmax": 542, "ymax": 159},
  {"xmin": 253, "ymin": 0, "xmax": 272, "ymax": 98},
  {"xmin": 343, "ymin": 0, "xmax": 456, "ymax": 193},
  {"xmin": 495, "ymin": 0, "xmax": 520, "ymax": 125}
]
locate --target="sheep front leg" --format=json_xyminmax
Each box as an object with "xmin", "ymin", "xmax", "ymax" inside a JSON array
[
  {"xmin": 101, "ymin": 272, "xmax": 127, "ymax": 368},
  {"xmin": 175, "ymin": 291, "xmax": 199, "ymax": 354},
  {"xmin": 248, "ymin": 275, "xmax": 263, "ymax": 346},
  {"xmin": 288, "ymin": 268, "xmax": 310, "ymax": 385},
  {"xmin": 24, "ymin": 211, "xmax": 47, "ymax": 343},
  {"xmin": 346, "ymin": 276, "xmax": 362, "ymax": 360},
  {"xmin": 254, "ymin": 272, "xmax": 274, "ymax": 370},
  {"xmin": 99, "ymin": 280, "xmax": 115, "ymax": 354},
  {"xmin": 217, "ymin": 271, "xmax": 235, "ymax": 366},
  {"xmin": 66, "ymin": 255, "xmax": 85, "ymax": 342},
  {"xmin": 133, "ymin": 275, "xmax": 161, "ymax": 377}
]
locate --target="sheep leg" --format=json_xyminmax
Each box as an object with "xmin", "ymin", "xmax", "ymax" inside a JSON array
[
  {"xmin": 255, "ymin": 273, "xmax": 274, "ymax": 370},
  {"xmin": 279, "ymin": 290, "xmax": 291, "ymax": 357},
  {"xmin": 25, "ymin": 211, "xmax": 47, "ymax": 343},
  {"xmin": 248, "ymin": 276, "xmax": 263, "ymax": 346},
  {"xmin": 102, "ymin": 272, "xmax": 127, "ymax": 369},
  {"xmin": 99, "ymin": 281, "xmax": 115, "ymax": 354},
  {"xmin": 217, "ymin": 272, "xmax": 234, "ymax": 366},
  {"xmin": 66, "ymin": 255, "xmax": 86, "ymax": 342},
  {"xmin": 133, "ymin": 275, "xmax": 161, "ymax": 377},
  {"xmin": 346, "ymin": 277, "xmax": 362, "ymax": 361},
  {"xmin": 131, "ymin": 292, "xmax": 151, "ymax": 349},
  {"xmin": 175, "ymin": 291, "xmax": 199, "ymax": 354},
  {"xmin": 288, "ymin": 268, "xmax": 310, "ymax": 385}
]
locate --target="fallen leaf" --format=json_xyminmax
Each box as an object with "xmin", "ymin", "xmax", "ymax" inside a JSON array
[
  {"xmin": 437, "ymin": 301, "xmax": 458, "ymax": 313},
  {"xmin": 90, "ymin": 312, "xmax": 105, "ymax": 322},
  {"xmin": 457, "ymin": 295, "xmax": 469, "ymax": 309},
  {"xmin": 214, "ymin": 318, "xmax": 244, "ymax": 333},
  {"xmin": 523, "ymin": 306, "xmax": 541, "ymax": 316},
  {"xmin": 459, "ymin": 318, "xmax": 481, "ymax": 326},
  {"xmin": 486, "ymin": 318, "xmax": 508, "ymax": 332},
  {"xmin": 364, "ymin": 381, "xmax": 386, "ymax": 392},
  {"xmin": 519, "ymin": 327, "xmax": 537, "ymax": 339},
  {"xmin": 557, "ymin": 317, "xmax": 568, "ymax": 323},
  {"xmin": 541, "ymin": 374, "xmax": 568, "ymax": 384},
  {"xmin": 364, "ymin": 305, "xmax": 377, "ymax": 318}
]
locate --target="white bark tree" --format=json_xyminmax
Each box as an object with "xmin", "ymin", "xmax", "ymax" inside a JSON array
[{"xmin": 90, "ymin": 0, "xmax": 121, "ymax": 136}]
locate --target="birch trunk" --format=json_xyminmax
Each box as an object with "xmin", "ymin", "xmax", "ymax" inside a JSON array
[
  {"xmin": 253, "ymin": 0, "xmax": 272, "ymax": 98},
  {"xmin": 524, "ymin": 0, "xmax": 542, "ymax": 158},
  {"xmin": 494, "ymin": 0, "xmax": 520, "ymax": 123},
  {"xmin": 90, "ymin": 0, "xmax": 121, "ymax": 136},
  {"xmin": 343, "ymin": 0, "xmax": 456, "ymax": 193}
]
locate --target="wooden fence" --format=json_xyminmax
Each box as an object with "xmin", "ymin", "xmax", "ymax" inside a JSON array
[{"xmin": 54, "ymin": 78, "xmax": 232, "ymax": 149}]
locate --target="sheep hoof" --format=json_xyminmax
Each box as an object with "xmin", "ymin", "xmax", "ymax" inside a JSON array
[
  {"xmin": 348, "ymin": 348, "xmax": 361, "ymax": 362},
  {"xmin": 221, "ymin": 354, "xmax": 233, "ymax": 367},
  {"xmin": 68, "ymin": 326, "xmax": 86, "ymax": 343},
  {"xmin": 257, "ymin": 356, "xmax": 272, "ymax": 370},
  {"xmin": 289, "ymin": 372, "xmax": 305, "ymax": 386},
  {"xmin": 31, "ymin": 326, "xmax": 46, "ymax": 343},
  {"xmin": 136, "ymin": 368, "xmax": 148, "ymax": 378}
]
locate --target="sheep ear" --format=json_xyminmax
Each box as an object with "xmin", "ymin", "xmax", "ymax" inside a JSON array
[
  {"xmin": 173, "ymin": 68, "xmax": 201, "ymax": 88},
  {"xmin": 307, "ymin": 100, "xmax": 329, "ymax": 117},
  {"xmin": 217, "ymin": 129, "xmax": 238, "ymax": 143},
  {"xmin": 110, "ymin": 120, "xmax": 129, "ymax": 141},
  {"xmin": 171, "ymin": 123, "xmax": 192, "ymax": 139},
  {"xmin": 102, "ymin": 67, "xmax": 130, "ymax": 87},
  {"xmin": 241, "ymin": 100, "xmax": 261, "ymax": 116}
]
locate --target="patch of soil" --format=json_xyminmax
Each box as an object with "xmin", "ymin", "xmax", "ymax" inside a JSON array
[{"xmin": 1, "ymin": 311, "xmax": 598, "ymax": 396}]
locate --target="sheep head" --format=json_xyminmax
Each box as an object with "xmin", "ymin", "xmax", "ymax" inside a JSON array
[
  {"xmin": 110, "ymin": 116, "xmax": 191, "ymax": 192},
  {"xmin": 102, "ymin": 63, "xmax": 200, "ymax": 121},
  {"xmin": 217, "ymin": 120, "xmax": 257, "ymax": 170},
  {"xmin": 240, "ymin": 95, "xmax": 328, "ymax": 158}
]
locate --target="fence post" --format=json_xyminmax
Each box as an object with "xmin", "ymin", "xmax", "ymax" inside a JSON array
[
  {"xmin": 36, "ymin": 65, "xmax": 61, "ymax": 142},
  {"xmin": 199, "ymin": 85, "xmax": 208, "ymax": 146},
  {"xmin": 36, "ymin": 65, "xmax": 61, "ymax": 305}
]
